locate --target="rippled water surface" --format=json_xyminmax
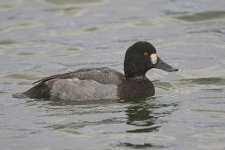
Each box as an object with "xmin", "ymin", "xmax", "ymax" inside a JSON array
[{"xmin": 1, "ymin": 0, "xmax": 225, "ymax": 149}]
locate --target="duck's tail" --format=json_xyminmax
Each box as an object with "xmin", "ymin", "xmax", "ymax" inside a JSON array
[
  {"xmin": 12, "ymin": 92, "xmax": 28, "ymax": 99},
  {"xmin": 13, "ymin": 82, "xmax": 50, "ymax": 99}
]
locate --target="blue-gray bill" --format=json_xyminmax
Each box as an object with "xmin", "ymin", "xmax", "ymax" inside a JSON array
[{"xmin": 153, "ymin": 57, "xmax": 178, "ymax": 72}]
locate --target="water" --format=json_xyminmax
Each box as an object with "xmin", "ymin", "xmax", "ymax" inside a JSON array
[{"xmin": 0, "ymin": 0, "xmax": 225, "ymax": 149}]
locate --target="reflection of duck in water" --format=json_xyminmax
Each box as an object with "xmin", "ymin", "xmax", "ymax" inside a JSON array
[
  {"xmin": 16, "ymin": 41, "xmax": 178, "ymax": 100},
  {"xmin": 125, "ymin": 100, "xmax": 159, "ymax": 132},
  {"xmin": 125, "ymin": 100, "xmax": 178, "ymax": 133}
]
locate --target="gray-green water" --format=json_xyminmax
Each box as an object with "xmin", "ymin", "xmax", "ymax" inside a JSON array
[{"xmin": 1, "ymin": 0, "xmax": 225, "ymax": 149}]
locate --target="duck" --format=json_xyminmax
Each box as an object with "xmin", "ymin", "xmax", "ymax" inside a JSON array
[{"xmin": 17, "ymin": 41, "xmax": 178, "ymax": 100}]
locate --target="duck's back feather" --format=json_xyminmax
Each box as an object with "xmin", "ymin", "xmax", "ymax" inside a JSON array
[{"xmin": 33, "ymin": 67, "xmax": 124, "ymax": 85}]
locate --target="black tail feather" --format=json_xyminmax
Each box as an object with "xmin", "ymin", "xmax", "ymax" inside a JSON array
[{"xmin": 14, "ymin": 82, "xmax": 50, "ymax": 99}]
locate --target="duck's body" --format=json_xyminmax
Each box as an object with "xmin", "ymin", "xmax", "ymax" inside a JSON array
[
  {"xmin": 17, "ymin": 41, "xmax": 178, "ymax": 100},
  {"xmin": 23, "ymin": 67, "xmax": 154, "ymax": 100}
]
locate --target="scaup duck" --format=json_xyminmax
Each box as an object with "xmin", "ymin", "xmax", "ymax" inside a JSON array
[{"xmin": 17, "ymin": 41, "xmax": 178, "ymax": 100}]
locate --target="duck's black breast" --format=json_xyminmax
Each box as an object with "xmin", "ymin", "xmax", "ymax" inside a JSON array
[{"xmin": 118, "ymin": 77, "xmax": 155, "ymax": 99}]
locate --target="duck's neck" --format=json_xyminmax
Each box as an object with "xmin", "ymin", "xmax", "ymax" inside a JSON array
[
  {"xmin": 125, "ymin": 75, "xmax": 148, "ymax": 81},
  {"xmin": 124, "ymin": 64, "xmax": 148, "ymax": 79}
]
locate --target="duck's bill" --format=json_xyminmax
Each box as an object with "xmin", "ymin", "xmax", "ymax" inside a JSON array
[{"xmin": 153, "ymin": 57, "xmax": 178, "ymax": 72}]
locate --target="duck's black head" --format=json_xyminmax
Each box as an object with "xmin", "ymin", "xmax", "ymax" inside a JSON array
[{"xmin": 124, "ymin": 41, "xmax": 178, "ymax": 79}]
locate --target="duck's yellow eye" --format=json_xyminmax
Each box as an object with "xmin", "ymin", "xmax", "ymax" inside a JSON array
[{"xmin": 144, "ymin": 52, "xmax": 148, "ymax": 56}]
